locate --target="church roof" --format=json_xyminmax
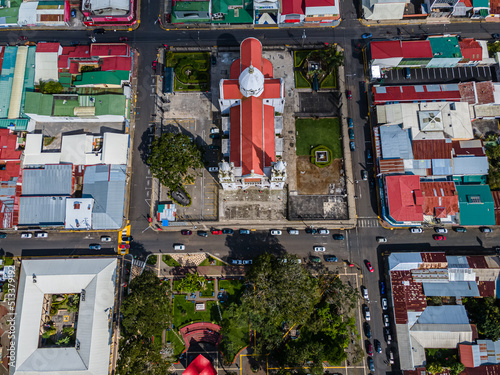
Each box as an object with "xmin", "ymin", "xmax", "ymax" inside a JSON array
[{"xmin": 183, "ymin": 355, "xmax": 217, "ymax": 375}]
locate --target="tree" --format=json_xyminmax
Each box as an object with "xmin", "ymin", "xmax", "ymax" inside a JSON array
[
  {"xmin": 120, "ymin": 271, "xmax": 172, "ymax": 338},
  {"xmin": 177, "ymin": 272, "xmax": 206, "ymax": 293},
  {"xmin": 464, "ymin": 297, "xmax": 500, "ymax": 340},
  {"xmin": 450, "ymin": 362, "xmax": 465, "ymax": 375},
  {"xmin": 116, "ymin": 336, "xmax": 171, "ymax": 375},
  {"xmin": 147, "ymin": 133, "xmax": 204, "ymax": 191},
  {"xmin": 307, "ymin": 46, "xmax": 344, "ymax": 75},
  {"xmin": 37, "ymin": 79, "xmax": 63, "ymax": 94}
]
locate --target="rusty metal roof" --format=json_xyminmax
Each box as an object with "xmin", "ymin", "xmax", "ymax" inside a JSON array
[
  {"xmin": 391, "ymin": 270, "xmax": 427, "ymax": 324},
  {"xmin": 413, "ymin": 139, "xmax": 453, "ymax": 160},
  {"xmin": 466, "ymin": 256, "xmax": 488, "ymax": 269},
  {"xmin": 379, "ymin": 159, "xmax": 405, "ymax": 175},
  {"xmin": 420, "ymin": 252, "xmax": 447, "ymax": 263},
  {"xmin": 477, "ymin": 281, "xmax": 496, "ymax": 297}
]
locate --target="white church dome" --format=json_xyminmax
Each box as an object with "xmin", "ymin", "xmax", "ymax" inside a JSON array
[
  {"xmin": 219, "ymin": 161, "xmax": 231, "ymax": 172},
  {"xmin": 239, "ymin": 65, "xmax": 264, "ymax": 98},
  {"xmin": 274, "ymin": 161, "xmax": 286, "ymax": 171}
]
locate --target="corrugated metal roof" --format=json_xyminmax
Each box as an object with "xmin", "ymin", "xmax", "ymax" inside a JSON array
[
  {"xmin": 413, "ymin": 139, "xmax": 452, "ymax": 160},
  {"xmin": 379, "ymin": 159, "xmax": 405, "ymax": 174},
  {"xmin": 82, "ymin": 165, "xmax": 126, "ymax": 230},
  {"xmin": 18, "ymin": 196, "xmax": 66, "ymax": 226},
  {"xmin": 466, "ymin": 256, "xmax": 488, "ymax": 269},
  {"xmin": 420, "ymin": 252, "xmax": 447, "ymax": 263},
  {"xmin": 380, "ymin": 124, "xmax": 413, "ymax": 160},
  {"xmin": 447, "ymin": 255, "xmax": 469, "ymax": 268},
  {"xmin": 422, "ymin": 281, "xmax": 479, "ymax": 297},
  {"xmin": 453, "ymin": 156, "xmax": 489, "ymax": 176},
  {"xmin": 477, "ymin": 281, "xmax": 496, "ymax": 297},
  {"xmin": 452, "ymin": 140, "xmax": 485, "ymax": 157},
  {"xmin": 22, "ymin": 165, "xmax": 72, "ymax": 196}
]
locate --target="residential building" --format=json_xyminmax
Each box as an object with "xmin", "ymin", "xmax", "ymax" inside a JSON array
[
  {"xmin": 254, "ymin": 0, "xmax": 279, "ymax": 24},
  {"xmin": 427, "ymin": 36, "xmax": 463, "ymax": 67},
  {"xmin": 372, "ymin": 83, "xmax": 462, "ymax": 105},
  {"xmin": 279, "ymin": 0, "xmax": 305, "ymax": 23},
  {"xmin": 35, "ymin": 42, "xmax": 61, "ymax": 84},
  {"xmin": 460, "ymin": 340, "xmax": 500, "ymax": 367},
  {"xmin": 211, "ymin": 0, "xmax": 253, "ymax": 24},
  {"xmin": 0, "ymin": 129, "xmax": 23, "ymax": 229},
  {"xmin": 420, "ymin": 181, "xmax": 459, "ymax": 223},
  {"xmin": 11, "ymin": 258, "xmax": 117, "ymax": 375},
  {"xmin": 388, "ymin": 252, "xmax": 500, "ymax": 371},
  {"xmin": 456, "ymin": 184, "xmax": 495, "ymax": 226},
  {"xmin": 362, "ymin": 0, "xmax": 409, "ymax": 20},
  {"xmin": 218, "ymin": 38, "xmax": 286, "ymax": 190},
  {"xmin": 384, "ymin": 175, "xmax": 424, "ymax": 225},
  {"xmin": 0, "ymin": 0, "xmax": 21, "ymax": 27},
  {"xmin": 18, "ymin": 1, "xmax": 68, "ymax": 27},
  {"xmin": 471, "ymin": 0, "xmax": 490, "ymax": 17},
  {"xmin": 172, "ymin": 0, "xmax": 211, "ymax": 23},
  {"xmin": 82, "ymin": 0, "xmax": 138, "ymax": 26},
  {"xmin": 304, "ymin": 0, "xmax": 339, "ymax": 23},
  {"xmin": 459, "ymin": 38, "xmax": 483, "ymax": 65}
]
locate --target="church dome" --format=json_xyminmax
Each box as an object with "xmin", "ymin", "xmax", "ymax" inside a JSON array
[
  {"xmin": 219, "ymin": 161, "xmax": 231, "ymax": 172},
  {"xmin": 274, "ymin": 161, "xmax": 286, "ymax": 171},
  {"xmin": 239, "ymin": 65, "xmax": 264, "ymax": 98}
]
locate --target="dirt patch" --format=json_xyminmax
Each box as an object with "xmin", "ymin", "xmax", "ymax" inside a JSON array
[{"xmin": 296, "ymin": 156, "xmax": 342, "ymax": 195}]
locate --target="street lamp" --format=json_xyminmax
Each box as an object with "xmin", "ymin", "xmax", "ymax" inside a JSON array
[{"xmin": 301, "ymin": 29, "xmax": 306, "ymax": 46}]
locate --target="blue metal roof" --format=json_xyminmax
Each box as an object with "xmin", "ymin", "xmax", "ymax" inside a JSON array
[
  {"xmin": 379, "ymin": 124, "xmax": 413, "ymax": 160},
  {"xmin": 22, "ymin": 165, "xmax": 73, "ymax": 196},
  {"xmin": 18, "ymin": 196, "xmax": 66, "ymax": 226}
]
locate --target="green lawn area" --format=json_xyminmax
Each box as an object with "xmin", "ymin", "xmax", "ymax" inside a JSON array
[
  {"xmin": 165, "ymin": 52, "xmax": 210, "ymax": 92},
  {"xmin": 199, "ymin": 256, "xmax": 225, "ymax": 266},
  {"xmin": 173, "ymin": 295, "xmax": 220, "ymax": 328},
  {"xmin": 320, "ymin": 73, "xmax": 337, "ymax": 89},
  {"xmin": 219, "ymin": 279, "xmax": 245, "ymax": 304},
  {"xmin": 172, "ymin": 278, "xmax": 215, "ymax": 296},
  {"xmin": 166, "ymin": 329, "xmax": 186, "ymax": 357},
  {"xmin": 295, "ymin": 118, "xmax": 342, "ymax": 159},
  {"xmin": 4, "ymin": 257, "xmax": 14, "ymax": 266},
  {"xmin": 162, "ymin": 255, "xmax": 180, "ymax": 267},
  {"xmin": 294, "ymin": 50, "xmax": 310, "ymax": 68},
  {"xmin": 295, "ymin": 71, "xmax": 311, "ymax": 89}
]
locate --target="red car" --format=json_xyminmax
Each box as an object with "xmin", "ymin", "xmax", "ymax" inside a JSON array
[
  {"xmin": 211, "ymin": 229, "xmax": 222, "ymax": 235},
  {"xmin": 152, "ymin": 60, "xmax": 157, "ymax": 70},
  {"xmin": 366, "ymin": 261, "xmax": 374, "ymax": 273},
  {"xmin": 433, "ymin": 234, "xmax": 446, "ymax": 241},
  {"xmin": 347, "ymin": 90, "xmax": 352, "ymax": 99},
  {"xmin": 18, "ymin": 36, "xmax": 28, "ymax": 41},
  {"xmin": 367, "ymin": 343, "xmax": 373, "ymax": 356},
  {"xmin": 119, "ymin": 244, "xmax": 129, "ymax": 249},
  {"xmin": 119, "ymin": 36, "xmax": 129, "ymax": 41},
  {"xmin": 181, "ymin": 230, "xmax": 192, "ymax": 235}
]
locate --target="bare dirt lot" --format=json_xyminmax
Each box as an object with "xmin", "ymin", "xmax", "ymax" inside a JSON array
[{"xmin": 296, "ymin": 157, "xmax": 343, "ymax": 195}]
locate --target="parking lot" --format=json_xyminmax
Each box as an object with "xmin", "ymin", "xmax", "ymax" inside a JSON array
[{"xmin": 381, "ymin": 65, "xmax": 494, "ymax": 85}]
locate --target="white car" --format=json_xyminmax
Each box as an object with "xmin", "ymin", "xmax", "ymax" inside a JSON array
[
  {"xmin": 210, "ymin": 127, "xmax": 220, "ymax": 134},
  {"xmin": 435, "ymin": 227, "xmax": 448, "ymax": 234},
  {"xmin": 101, "ymin": 236, "xmax": 112, "ymax": 242},
  {"xmin": 313, "ymin": 246, "xmax": 326, "ymax": 252},
  {"xmin": 376, "ymin": 237, "xmax": 387, "ymax": 243},
  {"xmin": 362, "ymin": 286, "xmax": 369, "ymax": 300},
  {"xmin": 318, "ymin": 229, "xmax": 330, "ymax": 235},
  {"xmin": 270, "ymin": 230, "xmax": 282, "ymax": 236},
  {"xmin": 21, "ymin": 232, "xmax": 32, "ymax": 238},
  {"xmin": 35, "ymin": 232, "xmax": 48, "ymax": 238},
  {"xmin": 382, "ymin": 297, "xmax": 388, "ymax": 310},
  {"xmin": 288, "ymin": 229, "xmax": 299, "ymax": 235},
  {"xmin": 364, "ymin": 306, "xmax": 371, "ymax": 321},
  {"xmin": 208, "ymin": 167, "xmax": 219, "ymax": 173},
  {"xmin": 173, "ymin": 244, "xmax": 185, "ymax": 251},
  {"xmin": 410, "ymin": 227, "xmax": 423, "ymax": 233},
  {"xmin": 383, "ymin": 314, "xmax": 390, "ymax": 327}
]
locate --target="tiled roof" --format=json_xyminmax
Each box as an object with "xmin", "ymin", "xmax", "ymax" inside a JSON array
[
  {"xmin": 491, "ymin": 0, "xmax": 500, "ymax": 13},
  {"xmin": 36, "ymin": 42, "xmax": 60, "ymax": 53},
  {"xmin": 476, "ymin": 81, "xmax": 495, "ymax": 104},
  {"xmin": 401, "ymin": 40, "xmax": 433, "ymax": 58},
  {"xmin": 282, "ymin": 0, "xmax": 305, "ymax": 14},
  {"xmin": 420, "ymin": 181, "xmax": 458, "ymax": 217},
  {"xmin": 459, "ymin": 38, "xmax": 482, "ymax": 61},
  {"xmin": 413, "ymin": 139, "xmax": 453, "ymax": 160},
  {"xmin": 459, "ymin": 82, "xmax": 477, "ymax": 104},
  {"xmin": 386, "ymin": 175, "xmax": 424, "ymax": 223},
  {"xmin": 372, "ymin": 84, "xmax": 461, "ymax": 105},
  {"xmin": 370, "ymin": 41, "xmax": 403, "ymax": 59}
]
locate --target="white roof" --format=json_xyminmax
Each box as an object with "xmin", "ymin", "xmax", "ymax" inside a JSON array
[
  {"xmin": 87, "ymin": 0, "xmax": 130, "ymax": 11},
  {"xmin": 239, "ymin": 65, "xmax": 264, "ymax": 98},
  {"xmin": 365, "ymin": 1, "xmax": 406, "ymax": 19},
  {"xmin": 65, "ymin": 198, "xmax": 94, "ymax": 230},
  {"xmin": 12, "ymin": 258, "xmax": 117, "ymax": 375},
  {"xmin": 388, "ymin": 252, "xmax": 423, "ymax": 271},
  {"xmin": 34, "ymin": 52, "xmax": 59, "ymax": 85},
  {"xmin": 23, "ymin": 134, "xmax": 62, "ymax": 165},
  {"xmin": 18, "ymin": 2, "xmax": 38, "ymax": 26},
  {"xmin": 101, "ymin": 133, "xmax": 129, "ymax": 164}
]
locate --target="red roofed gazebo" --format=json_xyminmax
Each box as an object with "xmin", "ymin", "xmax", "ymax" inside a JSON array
[{"xmin": 183, "ymin": 355, "xmax": 217, "ymax": 375}]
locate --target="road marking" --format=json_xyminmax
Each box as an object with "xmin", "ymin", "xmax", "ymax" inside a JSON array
[{"xmin": 357, "ymin": 218, "xmax": 380, "ymax": 228}]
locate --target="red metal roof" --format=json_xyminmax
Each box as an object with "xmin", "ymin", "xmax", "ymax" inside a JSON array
[
  {"xmin": 372, "ymin": 84, "xmax": 461, "ymax": 105},
  {"xmin": 379, "ymin": 159, "xmax": 405, "ymax": 174},
  {"xmin": 262, "ymin": 58, "xmax": 273, "ymax": 78},
  {"xmin": 262, "ymin": 79, "xmax": 282, "ymax": 98},
  {"xmin": 466, "ymin": 256, "xmax": 488, "ymax": 269},
  {"xmin": 370, "ymin": 41, "xmax": 403, "ymax": 60},
  {"xmin": 305, "ymin": 0, "xmax": 334, "ymax": 7},
  {"xmin": 230, "ymin": 59, "xmax": 240, "ymax": 79},
  {"xmin": 58, "ymin": 55, "xmax": 70, "ymax": 69},
  {"xmin": 240, "ymin": 38, "xmax": 264, "ymax": 74},
  {"xmin": 183, "ymin": 355, "xmax": 217, "ymax": 375},
  {"xmin": 36, "ymin": 42, "xmax": 60, "ymax": 53},
  {"xmin": 459, "ymin": 39, "xmax": 482, "ymax": 61},
  {"xmin": 101, "ymin": 56, "xmax": 132, "ymax": 71},
  {"xmin": 391, "ymin": 270, "xmax": 427, "ymax": 324},
  {"xmin": 413, "ymin": 139, "xmax": 453, "ymax": 160},
  {"xmin": 282, "ymin": 0, "xmax": 305, "ymax": 15},
  {"xmin": 464, "ymin": 365, "xmax": 500, "ymax": 375},
  {"xmin": 401, "ymin": 40, "xmax": 433, "ymax": 59},
  {"xmin": 459, "ymin": 344, "xmax": 475, "ymax": 368},
  {"xmin": 420, "ymin": 181, "xmax": 458, "ymax": 217},
  {"xmin": 0, "ymin": 129, "xmax": 22, "ymax": 160},
  {"xmin": 61, "ymin": 45, "xmax": 91, "ymax": 58},
  {"xmin": 452, "ymin": 140, "xmax": 485, "ymax": 157},
  {"xmin": 90, "ymin": 43, "xmax": 129, "ymax": 57},
  {"xmin": 221, "ymin": 80, "xmax": 243, "ymax": 100},
  {"xmin": 492, "ymin": 191, "xmax": 500, "ymax": 225},
  {"xmin": 386, "ymin": 175, "xmax": 423, "ymax": 222},
  {"xmin": 477, "ymin": 281, "xmax": 495, "ymax": 297}
]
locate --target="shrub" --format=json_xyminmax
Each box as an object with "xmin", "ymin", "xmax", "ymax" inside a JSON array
[{"xmin": 310, "ymin": 145, "xmax": 333, "ymax": 168}]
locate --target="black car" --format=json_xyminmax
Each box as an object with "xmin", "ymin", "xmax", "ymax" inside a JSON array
[
  {"xmin": 325, "ymin": 256, "xmax": 338, "ymax": 262},
  {"xmin": 197, "ymin": 231, "xmax": 208, "ymax": 237},
  {"xmin": 211, "ymin": 55, "xmax": 217, "ymax": 65},
  {"xmin": 209, "ymin": 133, "xmax": 220, "ymax": 139},
  {"xmin": 364, "ymin": 322, "xmax": 371, "ymax": 338},
  {"xmin": 208, "ymin": 145, "xmax": 220, "ymax": 150},
  {"xmin": 222, "ymin": 228, "xmax": 234, "ymax": 234},
  {"xmin": 305, "ymin": 227, "xmax": 317, "ymax": 234},
  {"xmin": 333, "ymin": 234, "xmax": 345, "ymax": 240},
  {"xmin": 93, "ymin": 28, "xmax": 105, "ymax": 34}
]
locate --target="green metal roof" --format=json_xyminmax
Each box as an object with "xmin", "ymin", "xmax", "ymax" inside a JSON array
[
  {"xmin": 212, "ymin": 0, "xmax": 253, "ymax": 23},
  {"xmin": 0, "ymin": 118, "xmax": 29, "ymax": 131},
  {"xmin": 53, "ymin": 98, "xmax": 79, "ymax": 116},
  {"xmin": 0, "ymin": 6, "xmax": 20, "ymax": 24},
  {"xmin": 456, "ymin": 184, "xmax": 495, "ymax": 226},
  {"xmin": 24, "ymin": 92, "xmax": 53, "ymax": 116},
  {"xmin": 173, "ymin": 1, "xmax": 209, "ymax": 11},
  {"xmin": 473, "ymin": 0, "xmax": 489, "ymax": 7},
  {"xmin": 428, "ymin": 36, "xmax": 462, "ymax": 59},
  {"xmin": 95, "ymin": 95, "xmax": 126, "ymax": 116},
  {"xmin": 74, "ymin": 71, "xmax": 130, "ymax": 86},
  {"xmin": 59, "ymin": 73, "xmax": 72, "ymax": 87}
]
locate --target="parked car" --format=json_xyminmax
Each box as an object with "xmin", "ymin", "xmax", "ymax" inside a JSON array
[
  {"xmin": 410, "ymin": 227, "xmax": 423, "ymax": 233},
  {"xmin": 382, "ymin": 298, "xmax": 387, "ymax": 311},
  {"xmin": 119, "ymin": 36, "xmax": 129, "ymax": 41},
  {"xmin": 364, "ymin": 306, "xmax": 371, "ymax": 321},
  {"xmin": 152, "ymin": 60, "xmax": 157, "ymax": 70},
  {"xmin": 376, "ymin": 236, "xmax": 387, "ymax": 243},
  {"xmin": 210, "ymin": 127, "xmax": 220, "ymax": 134},
  {"xmin": 333, "ymin": 234, "xmax": 345, "ymax": 240},
  {"xmin": 70, "ymin": 8, "xmax": 77, "ymax": 17},
  {"xmin": 361, "ymin": 286, "xmax": 369, "ymax": 300},
  {"xmin": 348, "ymin": 128, "xmax": 354, "ymax": 140},
  {"xmin": 21, "ymin": 232, "xmax": 32, "ymax": 238},
  {"xmin": 89, "ymin": 244, "xmax": 101, "ymax": 250},
  {"xmin": 288, "ymin": 229, "xmax": 299, "ymax": 235},
  {"xmin": 35, "ymin": 232, "xmax": 48, "ymax": 238},
  {"xmin": 362, "ymin": 170, "xmax": 368, "ymax": 180},
  {"xmin": 209, "ymin": 133, "xmax": 220, "ymax": 139},
  {"xmin": 433, "ymin": 234, "xmax": 446, "ymax": 241},
  {"xmin": 318, "ymin": 228, "xmax": 330, "ymax": 235},
  {"xmin": 242, "ymin": 260, "xmax": 253, "ymax": 265},
  {"xmin": 211, "ymin": 229, "xmax": 222, "ymax": 235},
  {"xmin": 380, "ymin": 281, "xmax": 386, "ymax": 295},
  {"xmin": 122, "ymin": 236, "xmax": 133, "ymax": 242},
  {"xmin": 197, "ymin": 231, "xmax": 208, "ymax": 237},
  {"xmin": 384, "ymin": 328, "xmax": 392, "ymax": 344},
  {"xmin": 310, "ymin": 256, "xmax": 321, "ymax": 263},
  {"xmin": 181, "ymin": 230, "xmax": 192, "ymax": 235},
  {"xmin": 314, "ymin": 246, "xmax": 326, "ymax": 252},
  {"xmin": 347, "ymin": 90, "xmax": 352, "ymax": 99},
  {"xmin": 211, "ymin": 54, "xmax": 217, "ymax": 65},
  {"xmin": 362, "ymin": 33, "xmax": 373, "ymax": 39},
  {"xmin": 435, "ymin": 227, "xmax": 448, "ymax": 233},
  {"xmin": 366, "ymin": 148, "xmax": 372, "ymax": 160},
  {"xmin": 348, "ymin": 118, "xmax": 353, "ymax": 128},
  {"xmin": 454, "ymin": 226, "xmax": 467, "ymax": 233},
  {"xmin": 93, "ymin": 28, "xmax": 105, "ymax": 34},
  {"xmin": 388, "ymin": 350, "xmax": 394, "ymax": 364},
  {"xmin": 350, "ymin": 141, "xmax": 355, "ymax": 151},
  {"xmin": 404, "ymin": 67, "xmax": 411, "ymax": 79},
  {"xmin": 231, "ymin": 259, "xmax": 242, "ymax": 265},
  {"xmin": 239, "ymin": 229, "xmax": 251, "ymax": 234},
  {"xmin": 18, "ymin": 36, "xmax": 28, "ymax": 41},
  {"xmin": 383, "ymin": 314, "xmax": 390, "ymax": 327},
  {"xmin": 367, "ymin": 343, "xmax": 373, "ymax": 356},
  {"xmin": 366, "ymin": 261, "xmax": 374, "ymax": 273},
  {"xmin": 305, "ymin": 228, "xmax": 317, "ymax": 234},
  {"xmin": 208, "ymin": 145, "xmax": 220, "ymax": 150},
  {"xmin": 270, "ymin": 229, "xmax": 282, "ymax": 235},
  {"xmin": 119, "ymin": 244, "xmax": 129, "ymax": 250},
  {"xmin": 0, "ymin": 233, "xmax": 6, "ymax": 239},
  {"xmin": 173, "ymin": 244, "xmax": 185, "ymax": 250},
  {"xmin": 480, "ymin": 227, "xmax": 493, "ymax": 233},
  {"xmin": 368, "ymin": 357, "xmax": 375, "ymax": 372},
  {"xmin": 364, "ymin": 322, "xmax": 372, "ymax": 338},
  {"xmin": 325, "ymin": 256, "xmax": 338, "ymax": 262},
  {"xmin": 208, "ymin": 166, "xmax": 219, "ymax": 173},
  {"xmin": 222, "ymin": 228, "xmax": 234, "ymax": 234},
  {"xmin": 375, "ymin": 340, "xmax": 382, "ymax": 354}
]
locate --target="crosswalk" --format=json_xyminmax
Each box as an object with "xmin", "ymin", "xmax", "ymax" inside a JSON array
[{"xmin": 357, "ymin": 218, "xmax": 380, "ymax": 228}]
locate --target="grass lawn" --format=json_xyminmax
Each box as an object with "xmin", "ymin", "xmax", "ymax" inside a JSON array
[
  {"xmin": 219, "ymin": 279, "xmax": 245, "ymax": 304},
  {"xmin": 295, "ymin": 118, "xmax": 342, "ymax": 159},
  {"xmin": 172, "ymin": 278, "xmax": 215, "ymax": 296},
  {"xmin": 320, "ymin": 72, "xmax": 337, "ymax": 89},
  {"xmin": 163, "ymin": 255, "xmax": 180, "ymax": 267},
  {"xmin": 165, "ymin": 52, "xmax": 210, "ymax": 92},
  {"xmin": 294, "ymin": 50, "xmax": 310, "ymax": 68},
  {"xmin": 199, "ymin": 256, "xmax": 225, "ymax": 266},
  {"xmin": 166, "ymin": 329, "xmax": 186, "ymax": 357},
  {"xmin": 4, "ymin": 257, "xmax": 14, "ymax": 266},
  {"xmin": 173, "ymin": 295, "xmax": 220, "ymax": 328},
  {"xmin": 295, "ymin": 71, "xmax": 311, "ymax": 89}
]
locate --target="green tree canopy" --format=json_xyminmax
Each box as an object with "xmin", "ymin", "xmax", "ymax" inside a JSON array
[
  {"xmin": 147, "ymin": 133, "xmax": 204, "ymax": 190},
  {"xmin": 120, "ymin": 271, "xmax": 172, "ymax": 338},
  {"xmin": 177, "ymin": 272, "xmax": 206, "ymax": 293},
  {"xmin": 116, "ymin": 336, "xmax": 171, "ymax": 375},
  {"xmin": 465, "ymin": 297, "xmax": 500, "ymax": 340},
  {"xmin": 307, "ymin": 46, "xmax": 344, "ymax": 74}
]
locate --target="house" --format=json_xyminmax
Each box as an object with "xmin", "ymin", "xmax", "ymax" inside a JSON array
[
  {"xmin": 456, "ymin": 184, "xmax": 495, "ymax": 226},
  {"xmin": 459, "ymin": 38, "xmax": 483, "ymax": 65},
  {"xmin": 12, "ymin": 258, "xmax": 117, "ymax": 375},
  {"xmin": 279, "ymin": 0, "xmax": 305, "ymax": 23},
  {"xmin": 34, "ymin": 42, "xmax": 61, "ymax": 84},
  {"xmin": 18, "ymin": 0, "xmax": 68, "ymax": 27},
  {"xmin": 218, "ymin": 38, "xmax": 286, "ymax": 190},
  {"xmin": 82, "ymin": 0, "xmax": 138, "ymax": 26},
  {"xmin": 460, "ymin": 340, "xmax": 500, "ymax": 368},
  {"xmin": 370, "ymin": 40, "xmax": 433, "ymax": 70},
  {"xmin": 0, "ymin": 129, "xmax": 23, "ymax": 229},
  {"xmin": 371, "ymin": 83, "xmax": 462, "ymax": 105},
  {"xmin": 420, "ymin": 181, "xmax": 459, "ymax": 223},
  {"xmin": 211, "ymin": 0, "xmax": 253, "ymax": 23},
  {"xmin": 427, "ymin": 36, "xmax": 463, "ymax": 68},
  {"xmin": 172, "ymin": 0, "xmax": 211, "ymax": 23},
  {"xmin": 384, "ymin": 175, "xmax": 424, "ymax": 225},
  {"xmin": 304, "ymin": 0, "xmax": 339, "ymax": 23},
  {"xmin": 362, "ymin": 0, "xmax": 408, "ymax": 20},
  {"xmin": 471, "ymin": 0, "xmax": 490, "ymax": 17}
]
